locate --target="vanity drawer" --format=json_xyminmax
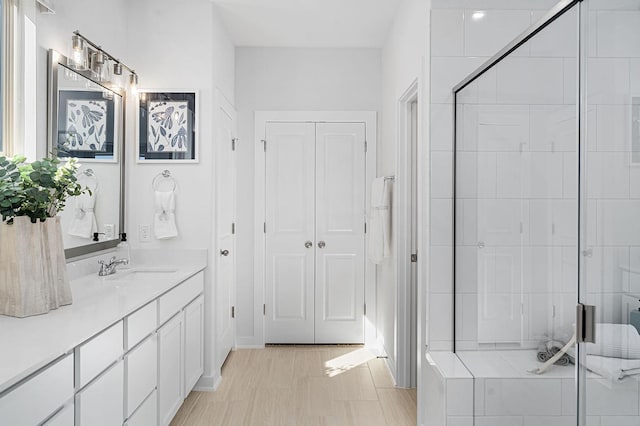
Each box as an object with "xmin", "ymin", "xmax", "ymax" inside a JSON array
[
  {"xmin": 126, "ymin": 300, "xmax": 157, "ymax": 349},
  {"xmin": 126, "ymin": 333, "xmax": 157, "ymax": 417},
  {"xmin": 77, "ymin": 320, "xmax": 124, "ymax": 387},
  {"xmin": 0, "ymin": 354, "xmax": 73, "ymax": 426},
  {"xmin": 76, "ymin": 360, "xmax": 124, "ymax": 426},
  {"xmin": 159, "ymin": 271, "xmax": 204, "ymax": 325},
  {"xmin": 126, "ymin": 389, "xmax": 157, "ymax": 426},
  {"xmin": 43, "ymin": 402, "xmax": 74, "ymax": 426}
]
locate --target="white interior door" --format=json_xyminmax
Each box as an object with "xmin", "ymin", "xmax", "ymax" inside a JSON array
[
  {"xmin": 264, "ymin": 122, "xmax": 316, "ymax": 343},
  {"xmin": 314, "ymin": 123, "xmax": 366, "ymax": 343},
  {"xmin": 215, "ymin": 95, "xmax": 236, "ymax": 365}
]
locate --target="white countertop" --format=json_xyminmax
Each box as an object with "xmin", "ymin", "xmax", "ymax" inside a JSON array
[{"xmin": 0, "ymin": 249, "xmax": 207, "ymax": 394}]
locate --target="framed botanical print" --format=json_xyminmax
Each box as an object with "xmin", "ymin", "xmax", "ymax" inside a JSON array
[
  {"xmin": 56, "ymin": 90, "xmax": 118, "ymax": 162},
  {"xmin": 136, "ymin": 91, "xmax": 198, "ymax": 163}
]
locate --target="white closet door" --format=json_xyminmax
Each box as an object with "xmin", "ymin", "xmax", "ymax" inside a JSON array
[
  {"xmin": 314, "ymin": 123, "xmax": 366, "ymax": 343},
  {"xmin": 216, "ymin": 95, "xmax": 236, "ymax": 366},
  {"xmin": 265, "ymin": 122, "xmax": 316, "ymax": 343}
]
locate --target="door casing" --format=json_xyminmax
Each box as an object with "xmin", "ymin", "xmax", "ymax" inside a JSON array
[{"xmin": 252, "ymin": 111, "xmax": 377, "ymax": 348}]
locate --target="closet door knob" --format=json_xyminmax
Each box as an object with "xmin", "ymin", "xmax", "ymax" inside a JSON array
[
  {"xmin": 220, "ymin": 249, "xmax": 230, "ymax": 256},
  {"xmin": 318, "ymin": 241, "xmax": 326, "ymax": 249},
  {"xmin": 304, "ymin": 241, "xmax": 313, "ymax": 249}
]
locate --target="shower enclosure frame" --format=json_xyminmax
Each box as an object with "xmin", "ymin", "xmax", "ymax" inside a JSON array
[{"xmin": 451, "ymin": 0, "xmax": 590, "ymax": 423}]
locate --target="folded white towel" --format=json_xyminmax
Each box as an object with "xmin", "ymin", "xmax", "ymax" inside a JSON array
[
  {"xmin": 587, "ymin": 323, "xmax": 640, "ymax": 360},
  {"xmin": 368, "ymin": 177, "xmax": 391, "ymax": 264},
  {"xmin": 154, "ymin": 191, "xmax": 178, "ymax": 240},
  {"xmin": 585, "ymin": 355, "xmax": 640, "ymax": 381},
  {"xmin": 68, "ymin": 191, "xmax": 97, "ymax": 239}
]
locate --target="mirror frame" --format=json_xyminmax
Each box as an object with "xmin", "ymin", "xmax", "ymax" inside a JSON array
[{"xmin": 47, "ymin": 49, "xmax": 126, "ymax": 259}]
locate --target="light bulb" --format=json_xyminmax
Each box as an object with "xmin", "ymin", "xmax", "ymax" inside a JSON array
[{"xmin": 129, "ymin": 73, "xmax": 139, "ymax": 94}]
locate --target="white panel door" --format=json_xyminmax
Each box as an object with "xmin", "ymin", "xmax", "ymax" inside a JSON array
[
  {"xmin": 314, "ymin": 123, "xmax": 366, "ymax": 343},
  {"xmin": 216, "ymin": 94, "xmax": 236, "ymax": 366},
  {"xmin": 264, "ymin": 122, "xmax": 316, "ymax": 343}
]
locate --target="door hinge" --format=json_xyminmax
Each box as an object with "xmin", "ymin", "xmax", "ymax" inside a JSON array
[
  {"xmin": 232, "ymin": 138, "xmax": 238, "ymax": 151},
  {"xmin": 364, "ymin": 222, "xmax": 367, "ymax": 233},
  {"xmin": 364, "ymin": 303, "xmax": 367, "ymax": 316},
  {"xmin": 232, "ymin": 222, "xmax": 236, "ymax": 234},
  {"xmin": 411, "ymin": 253, "xmax": 418, "ymax": 263},
  {"xmin": 231, "ymin": 306, "xmax": 235, "ymax": 318},
  {"xmin": 263, "ymin": 304, "xmax": 266, "ymax": 315},
  {"xmin": 576, "ymin": 303, "xmax": 596, "ymax": 343},
  {"xmin": 364, "ymin": 141, "xmax": 367, "ymax": 152},
  {"xmin": 264, "ymin": 222, "xmax": 266, "ymax": 233},
  {"xmin": 261, "ymin": 139, "xmax": 266, "ymax": 152}
]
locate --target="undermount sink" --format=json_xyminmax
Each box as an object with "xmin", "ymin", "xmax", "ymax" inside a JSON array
[{"xmin": 105, "ymin": 267, "xmax": 178, "ymax": 281}]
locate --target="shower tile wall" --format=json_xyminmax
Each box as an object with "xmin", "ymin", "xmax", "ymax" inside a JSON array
[
  {"xmin": 430, "ymin": 3, "xmax": 567, "ymax": 351},
  {"xmin": 431, "ymin": 2, "xmax": 640, "ymax": 351},
  {"xmin": 583, "ymin": 5, "xmax": 640, "ymax": 331}
]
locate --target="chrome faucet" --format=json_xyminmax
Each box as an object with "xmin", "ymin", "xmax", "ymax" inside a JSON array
[{"xmin": 98, "ymin": 256, "xmax": 130, "ymax": 276}]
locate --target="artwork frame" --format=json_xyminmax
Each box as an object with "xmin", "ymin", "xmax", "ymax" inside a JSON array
[
  {"xmin": 56, "ymin": 90, "xmax": 118, "ymax": 163},
  {"xmin": 136, "ymin": 90, "xmax": 198, "ymax": 163}
]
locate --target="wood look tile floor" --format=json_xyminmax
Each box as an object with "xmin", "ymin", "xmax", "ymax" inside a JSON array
[{"xmin": 171, "ymin": 346, "xmax": 417, "ymax": 426}]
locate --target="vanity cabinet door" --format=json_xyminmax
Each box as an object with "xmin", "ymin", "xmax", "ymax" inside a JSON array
[
  {"xmin": 76, "ymin": 359, "xmax": 124, "ymax": 426},
  {"xmin": 126, "ymin": 333, "xmax": 157, "ymax": 418},
  {"xmin": 184, "ymin": 295, "xmax": 204, "ymax": 396},
  {"xmin": 125, "ymin": 390, "xmax": 157, "ymax": 426},
  {"xmin": 158, "ymin": 313, "xmax": 184, "ymax": 426}
]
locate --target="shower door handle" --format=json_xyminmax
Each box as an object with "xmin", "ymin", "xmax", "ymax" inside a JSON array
[{"xmin": 576, "ymin": 304, "xmax": 596, "ymax": 343}]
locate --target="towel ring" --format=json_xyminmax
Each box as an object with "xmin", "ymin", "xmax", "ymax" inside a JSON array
[
  {"xmin": 152, "ymin": 169, "xmax": 177, "ymax": 192},
  {"xmin": 78, "ymin": 169, "xmax": 99, "ymax": 192}
]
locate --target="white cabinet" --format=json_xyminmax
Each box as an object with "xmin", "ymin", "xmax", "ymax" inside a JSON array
[
  {"xmin": 77, "ymin": 321, "xmax": 124, "ymax": 387},
  {"xmin": 159, "ymin": 272, "xmax": 204, "ymax": 325},
  {"xmin": 126, "ymin": 301, "xmax": 157, "ymax": 349},
  {"xmin": 125, "ymin": 390, "xmax": 157, "ymax": 426},
  {"xmin": 184, "ymin": 295, "xmax": 204, "ymax": 396},
  {"xmin": 0, "ymin": 354, "xmax": 73, "ymax": 426},
  {"xmin": 126, "ymin": 333, "xmax": 157, "ymax": 418},
  {"xmin": 158, "ymin": 313, "xmax": 184, "ymax": 426},
  {"xmin": 76, "ymin": 360, "xmax": 124, "ymax": 426}
]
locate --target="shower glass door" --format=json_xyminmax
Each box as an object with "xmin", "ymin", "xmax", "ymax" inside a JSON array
[{"xmin": 579, "ymin": 0, "xmax": 640, "ymax": 424}]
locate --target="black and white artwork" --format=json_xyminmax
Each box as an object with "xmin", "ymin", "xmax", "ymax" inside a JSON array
[
  {"xmin": 57, "ymin": 90, "xmax": 116, "ymax": 161},
  {"xmin": 137, "ymin": 91, "xmax": 197, "ymax": 163}
]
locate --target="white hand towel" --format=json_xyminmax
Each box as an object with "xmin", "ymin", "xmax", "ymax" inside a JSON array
[
  {"xmin": 154, "ymin": 191, "xmax": 178, "ymax": 240},
  {"xmin": 68, "ymin": 191, "xmax": 97, "ymax": 239},
  {"xmin": 587, "ymin": 323, "xmax": 640, "ymax": 360},
  {"xmin": 584, "ymin": 355, "xmax": 640, "ymax": 381},
  {"xmin": 368, "ymin": 177, "xmax": 391, "ymax": 264}
]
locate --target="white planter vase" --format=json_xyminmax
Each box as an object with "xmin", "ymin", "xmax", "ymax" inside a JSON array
[{"xmin": 0, "ymin": 216, "xmax": 72, "ymax": 317}]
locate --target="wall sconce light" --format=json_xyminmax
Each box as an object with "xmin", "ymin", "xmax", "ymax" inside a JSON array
[
  {"xmin": 129, "ymin": 73, "xmax": 139, "ymax": 94},
  {"xmin": 68, "ymin": 34, "xmax": 88, "ymax": 70},
  {"xmin": 70, "ymin": 30, "xmax": 139, "ymax": 93}
]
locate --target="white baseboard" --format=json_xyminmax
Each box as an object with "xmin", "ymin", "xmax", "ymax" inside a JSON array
[
  {"xmin": 235, "ymin": 344, "xmax": 265, "ymax": 349},
  {"xmin": 194, "ymin": 371, "xmax": 222, "ymax": 391}
]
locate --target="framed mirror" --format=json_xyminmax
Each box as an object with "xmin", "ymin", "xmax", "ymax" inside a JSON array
[{"xmin": 47, "ymin": 50, "xmax": 125, "ymax": 259}]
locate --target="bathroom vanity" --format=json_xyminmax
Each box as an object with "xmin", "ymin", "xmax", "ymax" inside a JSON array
[{"xmin": 0, "ymin": 251, "xmax": 207, "ymax": 426}]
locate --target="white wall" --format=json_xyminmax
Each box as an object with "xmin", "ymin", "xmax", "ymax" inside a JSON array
[
  {"xmin": 123, "ymin": 0, "xmax": 235, "ymax": 387},
  {"xmin": 378, "ymin": 0, "xmax": 429, "ymax": 387},
  {"xmin": 234, "ymin": 47, "xmax": 382, "ymax": 346}
]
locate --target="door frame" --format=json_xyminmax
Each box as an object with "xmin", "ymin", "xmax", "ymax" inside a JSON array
[
  {"xmin": 254, "ymin": 111, "xmax": 377, "ymax": 347},
  {"xmin": 396, "ymin": 80, "xmax": 420, "ymax": 388}
]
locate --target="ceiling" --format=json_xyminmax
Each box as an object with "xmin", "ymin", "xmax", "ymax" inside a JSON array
[{"xmin": 211, "ymin": 0, "xmax": 403, "ymax": 48}]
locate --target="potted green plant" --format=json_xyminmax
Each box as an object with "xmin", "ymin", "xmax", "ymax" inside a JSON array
[{"xmin": 0, "ymin": 155, "xmax": 88, "ymax": 318}]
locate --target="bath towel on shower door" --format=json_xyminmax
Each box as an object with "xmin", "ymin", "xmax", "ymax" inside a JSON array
[
  {"xmin": 154, "ymin": 191, "xmax": 178, "ymax": 239},
  {"xmin": 368, "ymin": 177, "xmax": 391, "ymax": 264}
]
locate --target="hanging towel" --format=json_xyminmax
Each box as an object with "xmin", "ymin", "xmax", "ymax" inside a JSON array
[
  {"xmin": 586, "ymin": 323, "xmax": 640, "ymax": 360},
  {"xmin": 154, "ymin": 191, "xmax": 178, "ymax": 239},
  {"xmin": 584, "ymin": 355, "xmax": 640, "ymax": 381},
  {"xmin": 368, "ymin": 177, "xmax": 391, "ymax": 264},
  {"xmin": 68, "ymin": 191, "xmax": 98, "ymax": 238}
]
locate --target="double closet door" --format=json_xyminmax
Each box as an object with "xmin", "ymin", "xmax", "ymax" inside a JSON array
[{"xmin": 264, "ymin": 121, "xmax": 366, "ymax": 344}]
